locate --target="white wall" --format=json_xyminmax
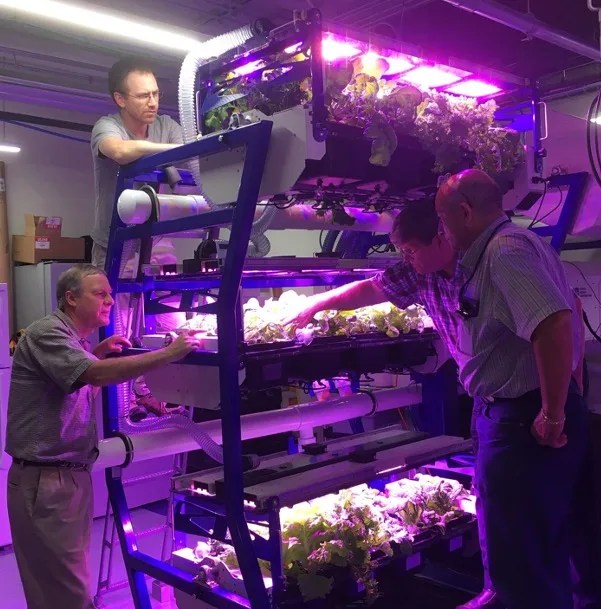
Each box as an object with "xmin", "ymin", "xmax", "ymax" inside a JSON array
[{"xmin": 1, "ymin": 100, "xmax": 97, "ymax": 239}]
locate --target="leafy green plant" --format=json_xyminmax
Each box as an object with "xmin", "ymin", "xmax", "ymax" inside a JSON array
[{"xmin": 201, "ymin": 53, "xmax": 523, "ymax": 178}]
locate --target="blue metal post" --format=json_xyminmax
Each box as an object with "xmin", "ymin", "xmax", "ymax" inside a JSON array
[
  {"xmin": 530, "ymin": 82, "xmax": 546, "ymax": 176},
  {"xmin": 216, "ymin": 121, "xmax": 273, "ymax": 609},
  {"xmin": 529, "ymin": 171, "xmax": 589, "ymax": 251},
  {"xmin": 101, "ymin": 122, "xmax": 275, "ymax": 609}
]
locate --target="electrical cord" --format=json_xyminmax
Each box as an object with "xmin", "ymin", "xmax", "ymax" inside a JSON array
[
  {"xmin": 583, "ymin": 309, "xmax": 601, "ymax": 345},
  {"xmin": 527, "ymin": 180, "xmax": 548, "ymax": 229},
  {"xmin": 564, "ymin": 261, "xmax": 601, "ymax": 333},
  {"xmin": 529, "ymin": 187, "xmax": 564, "ymax": 229}
]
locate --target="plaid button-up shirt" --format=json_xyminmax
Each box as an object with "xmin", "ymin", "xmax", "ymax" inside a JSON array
[
  {"xmin": 373, "ymin": 260, "xmax": 465, "ymax": 364},
  {"xmin": 6, "ymin": 309, "xmax": 99, "ymax": 464}
]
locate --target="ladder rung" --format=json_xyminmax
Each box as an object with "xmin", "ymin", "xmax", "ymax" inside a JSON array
[{"xmin": 108, "ymin": 524, "xmax": 169, "ymax": 546}]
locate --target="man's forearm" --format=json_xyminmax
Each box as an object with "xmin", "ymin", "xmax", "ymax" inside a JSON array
[
  {"xmin": 310, "ymin": 279, "xmax": 387, "ymax": 313},
  {"xmin": 106, "ymin": 140, "xmax": 180, "ymax": 164},
  {"xmin": 82, "ymin": 349, "xmax": 175, "ymax": 387},
  {"xmin": 532, "ymin": 310, "xmax": 573, "ymax": 419}
]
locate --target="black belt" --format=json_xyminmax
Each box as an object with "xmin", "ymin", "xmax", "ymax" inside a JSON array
[{"xmin": 12, "ymin": 457, "xmax": 90, "ymax": 471}]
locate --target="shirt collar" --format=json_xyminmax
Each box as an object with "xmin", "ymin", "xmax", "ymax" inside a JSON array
[
  {"xmin": 53, "ymin": 309, "xmax": 91, "ymax": 348},
  {"xmin": 459, "ymin": 215, "xmax": 508, "ymax": 272}
]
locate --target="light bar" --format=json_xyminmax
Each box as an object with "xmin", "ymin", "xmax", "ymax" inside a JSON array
[
  {"xmin": 446, "ymin": 79, "xmax": 502, "ymax": 98},
  {"xmin": 285, "ymin": 42, "xmax": 302, "ymax": 54},
  {"xmin": 322, "ymin": 37, "xmax": 361, "ymax": 62},
  {"xmin": 401, "ymin": 65, "xmax": 465, "ymax": 88},
  {"xmin": 232, "ymin": 60, "xmax": 264, "ymax": 77},
  {"xmin": 0, "ymin": 144, "xmax": 20, "ymax": 153},
  {"xmin": 0, "ymin": 0, "xmax": 205, "ymax": 53},
  {"xmin": 383, "ymin": 55, "xmax": 417, "ymax": 75}
]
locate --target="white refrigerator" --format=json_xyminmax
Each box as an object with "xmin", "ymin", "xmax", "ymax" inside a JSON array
[{"xmin": 0, "ymin": 283, "xmax": 12, "ymax": 547}]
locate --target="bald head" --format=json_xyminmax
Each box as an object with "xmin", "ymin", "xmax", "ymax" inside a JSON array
[
  {"xmin": 437, "ymin": 169, "xmax": 503, "ymax": 213},
  {"xmin": 435, "ymin": 169, "xmax": 505, "ymax": 251}
]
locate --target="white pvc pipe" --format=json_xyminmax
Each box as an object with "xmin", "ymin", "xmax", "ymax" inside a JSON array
[
  {"xmin": 117, "ymin": 189, "xmax": 397, "ymax": 233},
  {"xmin": 267, "ymin": 205, "xmax": 397, "ymax": 233},
  {"xmin": 442, "ymin": 0, "xmax": 601, "ymax": 62},
  {"xmin": 118, "ymin": 189, "xmax": 209, "ymax": 224},
  {"xmin": 94, "ymin": 385, "xmax": 421, "ymax": 470}
]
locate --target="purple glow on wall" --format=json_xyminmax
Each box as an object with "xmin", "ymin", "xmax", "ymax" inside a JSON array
[
  {"xmin": 446, "ymin": 79, "xmax": 502, "ymax": 97},
  {"xmin": 322, "ymin": 37, "xmax": 361, "ymax": 62},
  {"xmin": 400, "ymin": 65, "xmax": 465, "ymax": 88}
]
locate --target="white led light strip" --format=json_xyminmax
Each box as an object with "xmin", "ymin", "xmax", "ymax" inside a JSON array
[{"xmin": 0, "ymin": 0, "xmax": 205, "ymax": 53}]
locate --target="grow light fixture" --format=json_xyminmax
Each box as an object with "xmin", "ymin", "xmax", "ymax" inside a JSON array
[
  {"xmin": 322, "ymin": 37, "xmax": 361, "ymax": 62},
  {"xmin": 232, "ymin": 60, "xmax": 264, "ymax": 77},
  {"xmin": 400, "ymin": 65, "xmax": 465, "ymax": 89},
  {"xmin": 285, "ymin": 42, "xmax": 302, "ymax": 54},
  {"xmin": 446, "ymin": 79, "xmax": 501, "ymax": 97},
  {"xmin": 383, "ymin": 55, "xmax": 418, "ymax": 75}
]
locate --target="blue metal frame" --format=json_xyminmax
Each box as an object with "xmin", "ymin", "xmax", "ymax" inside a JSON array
[
  {"xmin": 528, "ymin": 171, "xmax": 589, "ymax": 252},
  {"xmin": 104, "ymin": 120, "xmax": 275, "ymax": 609}
]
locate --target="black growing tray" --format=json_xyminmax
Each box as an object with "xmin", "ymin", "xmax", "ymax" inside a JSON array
[
  {"xmin": 297, "ymin": 122, "xmax": 437, "ymax": 198},
  {"xmin": 242, "ymin": 330, "xmax": 437, "ymax": 389}
]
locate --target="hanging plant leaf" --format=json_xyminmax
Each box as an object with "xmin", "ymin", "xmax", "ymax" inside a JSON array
[{"xmin": 364, "ymin": 120, "xmax": 398, "ymax": 167}]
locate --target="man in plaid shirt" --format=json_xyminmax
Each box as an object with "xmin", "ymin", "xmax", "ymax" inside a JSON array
[{"xmin": 287, "ymin": 200, "xmax": 463, "ymax": 347}]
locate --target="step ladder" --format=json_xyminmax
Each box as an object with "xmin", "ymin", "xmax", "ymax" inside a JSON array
[{"xmin": 94, "ymin": 451, "xmax": 187, "ymax": 607}]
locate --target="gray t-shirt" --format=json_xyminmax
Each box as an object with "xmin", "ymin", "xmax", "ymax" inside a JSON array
[
  {"xmin": 5, "ymin": 310, "xmax": 99, "ymax": 464},
  {"xmin": 91, "ymin": 113, "xmax": 183, "ymax": 247}
]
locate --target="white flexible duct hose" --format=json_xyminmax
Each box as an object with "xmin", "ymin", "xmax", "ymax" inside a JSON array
[
  {"xmin": 112, "ymin": 240, "xmax": 224, "ymax": 463},
  {"xmin": 178, "ymin": 25, "xmax": 274, "ymax": 257}
]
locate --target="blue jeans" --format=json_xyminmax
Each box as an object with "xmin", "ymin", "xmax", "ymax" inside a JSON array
[{"xmin": 474, "ymin": 390, "xmax": 601, "ymax": 609}]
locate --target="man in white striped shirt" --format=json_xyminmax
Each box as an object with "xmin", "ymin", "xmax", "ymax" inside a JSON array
[{"xmin": 436, "ymin": 169, "xmax": 600, "ymax": 609}]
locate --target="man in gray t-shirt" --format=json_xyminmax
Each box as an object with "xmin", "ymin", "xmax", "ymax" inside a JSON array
[
  {"xmin": 91, "ymin": 59, "xmax": 185, "ymax": 416},
  {"xmin": 91, "ymin": 58, "xmax": 183, "ymax": 266}
]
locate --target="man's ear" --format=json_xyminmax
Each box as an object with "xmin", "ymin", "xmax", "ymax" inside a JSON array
[
  {"xmin": 459, "ymin": 199, "xmax": 473, "ymax": 223},
  {"xmin": 113, "ymin": 91, "xmax": 126, "ymax": 109},
  {"xmin": 64, "ymin": 291, "xmax": 78, "ymax": 307}
]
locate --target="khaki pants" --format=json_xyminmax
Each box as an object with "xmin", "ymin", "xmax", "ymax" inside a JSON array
[{"xmin": 7, "ymin": 463, "xmax": 94, "ymax": 609}]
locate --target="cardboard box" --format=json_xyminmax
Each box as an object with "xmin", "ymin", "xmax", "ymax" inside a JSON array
[
  {"xmin": 24, "ymin": 214, "xmax": 62, "ymax": 237},
  {"xmin": 12, "ymin": 235, "xmax": 85, "ymax": 264}
]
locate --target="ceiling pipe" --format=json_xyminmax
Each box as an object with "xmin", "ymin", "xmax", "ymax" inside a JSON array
[{"xmin": 441, "ymin": 0, "xmax": 601, "ymax": 62}]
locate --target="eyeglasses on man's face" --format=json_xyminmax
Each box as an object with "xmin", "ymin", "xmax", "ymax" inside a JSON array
[{"xmin": 120, "ymin": 90, "xmax": 161, "ymax": 103}]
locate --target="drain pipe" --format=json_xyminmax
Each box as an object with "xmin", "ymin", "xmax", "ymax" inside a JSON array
[{"xmin": 442, "ymin": 0, "xmax": 601, "ymax": 62}]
